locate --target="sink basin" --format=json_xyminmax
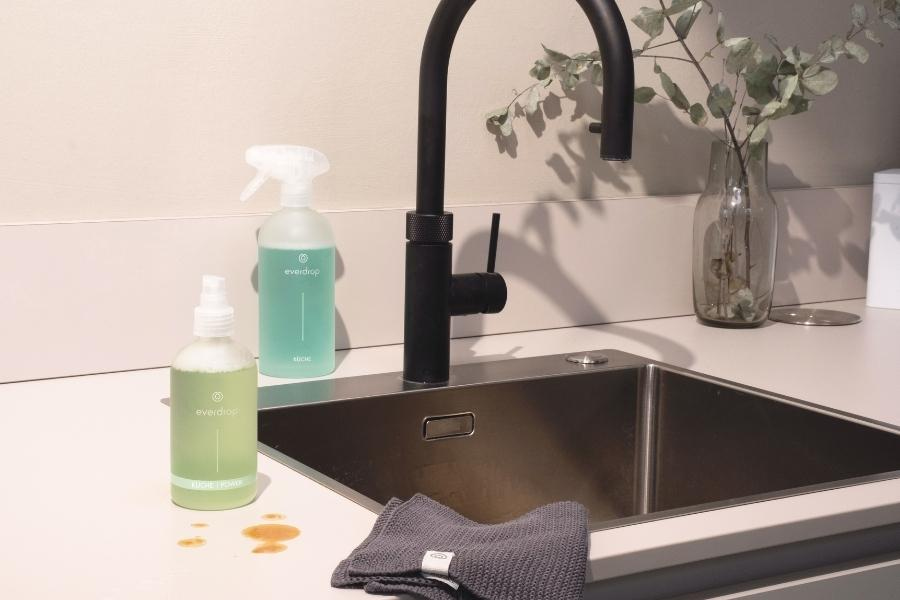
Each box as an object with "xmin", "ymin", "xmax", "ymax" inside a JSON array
[{"xmin": 257, "ymin": 350, "xmax": 900, "ymax": 531}]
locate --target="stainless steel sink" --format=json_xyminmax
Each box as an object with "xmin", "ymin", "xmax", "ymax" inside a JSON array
[{"xmin": 257, "ymin": 350, "xmax": 900, "ymax": 531}]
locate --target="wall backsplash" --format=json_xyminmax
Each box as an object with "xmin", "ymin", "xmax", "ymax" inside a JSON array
[
  {"xmin": 1, "ymin": 1, "xmax": 898, "ymax": 224},
  {"xmin": 0, "ymin": 187, "xmax": 872, "ymax": 382}
]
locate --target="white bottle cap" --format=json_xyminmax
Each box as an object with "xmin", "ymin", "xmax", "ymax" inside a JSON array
[
  {"xmin": 240, "ymin": 145, "xmax": 330, "ymax": 208},
  {"xmin": 193, "ymin": 275, "xmax": 235, "ymax": 337}
]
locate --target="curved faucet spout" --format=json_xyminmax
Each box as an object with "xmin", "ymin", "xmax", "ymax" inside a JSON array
[
  {"xmin": 403, "ymin": 0, "xmax": 634, "ymax": 384},
  {"xmin": 416, "ymin": 0, "xmax": 635, "ymax": 216}
]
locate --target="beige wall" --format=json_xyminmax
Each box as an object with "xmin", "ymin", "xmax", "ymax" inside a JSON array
[{"xmin": 2, "ymin": 0, "xmax": 898, "ymax": 223}]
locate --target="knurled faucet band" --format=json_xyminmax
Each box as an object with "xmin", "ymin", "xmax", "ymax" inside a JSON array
[{"xmin": 406, "ymin": 211, "xmax": 454, "ymax": 243}]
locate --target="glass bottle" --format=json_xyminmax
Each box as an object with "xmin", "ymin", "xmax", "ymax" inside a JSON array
[{"xmin": 692, "ymin": 141, "xmax": 778, "ymax": 327}]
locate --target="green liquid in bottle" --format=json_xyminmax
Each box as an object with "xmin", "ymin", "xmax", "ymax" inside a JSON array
[
  {"xmin": 258, "ymin": 246, "xmax": 335, "ymax": 378},
  {"xmin": 170, "ymin": 365, "xmax": 258, "ymax": 510}
]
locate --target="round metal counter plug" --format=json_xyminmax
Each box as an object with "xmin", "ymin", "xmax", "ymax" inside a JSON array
[
  {"xmin": 566, "ymin": 353, "xmax": 609, "ymax": 365},
  {"xmin": 769, "ymin": 307, "xmax": 862, "ymax": 326}
]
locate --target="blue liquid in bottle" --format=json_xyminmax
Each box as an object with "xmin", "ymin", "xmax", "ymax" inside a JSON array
[{"xmin": 258, "ymin": 246, "xmax": 335, "ymax": 378}]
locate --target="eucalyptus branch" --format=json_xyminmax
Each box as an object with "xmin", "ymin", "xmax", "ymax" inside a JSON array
[
  {"xmin": 636, "ymin": 54, "xmax": 694, "ymax": 64},
  {"xmin": 658, "ymin": 0, "xmax": 747, "ymax": 181},
  {"xmin": 699, "ymin": 41, "xmax": 723, "ymax": 62},
  {"xmin": 488, "ymin": 0, "xmax": 899, "ymax": 154},
  {"xmin": 644, "ymin": 39, "xmax": 683, "ymax": 51},
  {"xmin": 485, "ymin": 0, "xmax": 899, "ymax": 323}
]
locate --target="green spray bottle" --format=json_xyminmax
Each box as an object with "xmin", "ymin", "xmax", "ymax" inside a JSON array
[
  {"xmin": 240, "ymin": 146, "xmax": 335, "ymax": 378},
  {"xmin": 170, "ymin": 276, "xmax": 257, "ymax": 510}
]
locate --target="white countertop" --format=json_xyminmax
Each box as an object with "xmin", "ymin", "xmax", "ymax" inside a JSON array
[{"xmin": 2, "ymin": 299, "xmax": 899, "ymax": 599}]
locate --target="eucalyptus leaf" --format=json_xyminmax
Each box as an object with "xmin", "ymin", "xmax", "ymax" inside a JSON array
[
  {"xmin": 723, "ymin": 36, "xmax": 750, "ymax": 47},
  {"xmin": 742, "ymin": 106, "xmax": 761, "ymax": 116},
  {"xmin": 570, "ymin": 53, "xmax": 594, "ymax": 74},
  {"xmin": 716, "ymin": 12, "xmax": 726, "ymax": 44},
  {"xmin": 674, "ymin": 4, "xmax": 703, "ymax": 38},
  {"xmin": 803, "ymin": 63, "xmax": 823, "ymax": 78},
  {"xmin": 725, "ymin": 37, "xmax": 758, "ymax": 74},
  {"xmin": 851, "ymin": 3, "xmax": 868, "ymax": 27},
  {"xmin": 801, "ymin": 67, "xmax": 839, "ymax": 95},
  {"xmin": 779, "ymin": 74, "xmax": 800, "ymax": 101},
  {"xmin": 561, "ymin": 72, "xmax": 580, "ymax": 91},
  {"xmin": 882, "ymin": 11, "xmax": 900, "ymax": 29},
  {"xmin": 864, "ymin": 28, "xmax": 884, "ymax": 45},
  {"xmin": 706, "ymin": 83, "xmax": 735, "ymax": 118},
  {"xmin": 817, "ymin": 36, "xmax": 848, "ymax": 64},
  {"xmin": 542, "ymin": 44, "xmax": 570, "ymax": 63},
  {"xmin": 744, "ymin": 55, "xmax": 779, "ymax": 104},
  {"xmin": 690, "ymin": 103, "xmax": 709, "ymax": 126},
  {"xmin": 759, "ymin": 75, "xmax": 799, "ymax": 120},
  {"xmin": 665, "ymin": 0, "xmax": 704, "ymax": 16},
  {"xmin": 789, "ymin": 96, "xmax": 811, "ymax": 115},
  {"xmin": 632, "ymin": 8, "xmax": 665, "ymax": 40},
  {"xmin": 749, "ymin": 140, "xmax": 767, "ymax": 161},
  {"xmin": 749, "ymin": 119, "xmax": 770, "ymax": 145},
  {"xmin": 778, "ymin": 61, "xmax": 799, "ymax": 77},
  {"xmin": 844, "ymin": 40, "xmax": 870, "ymax": 63},
  {"xmin": 591, "ymin": 63, "xmax": 604, "ymax": 86},
  {"xmin": 791, "ymin": 48, "xmax": 816, "ymax": 70},
  {"xmin": 657, "ymin": 68, "xmax": 691, "ymax": 110},
  {"xmin": 634, "ymin": 86, "xmax": 657, "ymax": 104},
  {"xmin": 529, "ymin": 59, "xmax": 551, "ymax": 81}
]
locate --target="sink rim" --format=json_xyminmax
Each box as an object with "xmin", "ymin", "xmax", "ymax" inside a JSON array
[{"xmin": 257, "ymin": 350, "xmax": 900, "ymax": 531}]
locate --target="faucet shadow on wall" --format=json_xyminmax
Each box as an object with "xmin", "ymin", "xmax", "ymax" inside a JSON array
[
  {"xmin": 488, "ymin": 83, "xmax": 709, "ymax": 197},
  {"xmin": 451, "ymin": 209, "xmax": 697, "ymax": 368}
]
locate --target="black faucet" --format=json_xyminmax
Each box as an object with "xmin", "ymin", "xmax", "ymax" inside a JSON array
[{"xmin": 403, "ymin": 0, "xmax": 635, "ymax": 384}]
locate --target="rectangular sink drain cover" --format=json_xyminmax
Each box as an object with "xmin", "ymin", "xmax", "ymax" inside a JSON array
[{"xmin": 423, "ymin": 413, "xmax": 475, "ymax": 440}]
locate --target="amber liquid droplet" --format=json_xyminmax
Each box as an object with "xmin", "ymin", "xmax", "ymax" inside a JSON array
[
  {"xmin": 261, "ymin": 513, "xmax": 286, "ymax": 521},
  {"xmin": 242, "ymin": 524, "xmax": 300, "ymax": 543},
  {"xmin": 242, "ymin": 523, "xmax": 300, "ymax": 554},
  {"xmin": 190, "ymin": 523, "xmax": 209, "ymax": 529},
  {"xmin": 177, "ymin": 537, "xmax": 207, "ymax": 548},
  {"xmin": 252, "ymin": 542, "xmax": 288, "ymax": 554}
]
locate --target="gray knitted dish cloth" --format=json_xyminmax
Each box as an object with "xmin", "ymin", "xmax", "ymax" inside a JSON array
[{"xmin": 331, "ymin": 494, "xmax": 589, "ymax": 600}]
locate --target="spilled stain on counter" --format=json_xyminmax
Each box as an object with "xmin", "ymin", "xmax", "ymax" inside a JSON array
[
  {"xmin": 190, "ymin": 522, "xmax": 209, "ymax": 529},
  {"xmin": 242, "ymin": 523, "xmax": 300, "ymax": 554},
  {"xmin": 261, "ymin": 513, "xmax": 286, "ymax": 521},
  {"xmin": 177, "ymin": 536, "xmax": 207, "ymax": 548}
]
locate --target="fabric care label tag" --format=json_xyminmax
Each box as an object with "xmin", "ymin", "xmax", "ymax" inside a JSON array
[{"xmin": 422, "ymin": 551, "xmax": 458, "ymax": 590}]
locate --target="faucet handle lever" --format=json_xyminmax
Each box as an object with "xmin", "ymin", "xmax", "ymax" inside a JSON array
[{"xmin": 487, "ymin": 212, "xmax": 501, "ymax": 273}]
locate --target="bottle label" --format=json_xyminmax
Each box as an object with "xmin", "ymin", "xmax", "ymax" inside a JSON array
[
  {"xmin": 258, "ymin": 246, "xmax": 335, "ymax": 376},
  {"xmin": 171, "ymin": 474, "xmax": 256, "ymax": 491},
  {"xmin": 170, "ymin": 367, "xmax": 258, "ymax": 491}
]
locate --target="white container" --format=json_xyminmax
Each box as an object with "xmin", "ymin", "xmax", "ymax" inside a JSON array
[{"xmin": 866, "ymin": 169, "xmax": 900, "ymax": 310}]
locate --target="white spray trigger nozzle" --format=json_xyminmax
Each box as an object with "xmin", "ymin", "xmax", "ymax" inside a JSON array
[
  {"xmin": 240, "ymin": 145, "xmax": 330, "ymax": 207},
  {"xmin": 240, "ymin": 170, "xmax": 271, "ymax": 203}
]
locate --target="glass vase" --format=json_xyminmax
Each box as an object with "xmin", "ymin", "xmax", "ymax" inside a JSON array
[{"xmin": 692, "ymin": 141, "xmax": 778, "ymax": 328}]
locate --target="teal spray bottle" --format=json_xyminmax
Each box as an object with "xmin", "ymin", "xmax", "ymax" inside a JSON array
[{"xmin": 240, "ymin": 146, "xmax": 335, "ymax": 378}]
